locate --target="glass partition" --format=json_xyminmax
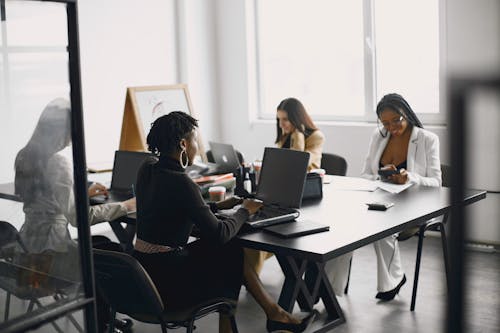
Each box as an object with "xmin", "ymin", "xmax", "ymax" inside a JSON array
[{"xmin": 0, "ymin": 1, "xmax": 92, "ymax": 331}]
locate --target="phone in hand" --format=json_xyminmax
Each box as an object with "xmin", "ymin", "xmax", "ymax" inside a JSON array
[{"xmin": 378, "ymin": 168, "xmax": 400, "ymax": 177}]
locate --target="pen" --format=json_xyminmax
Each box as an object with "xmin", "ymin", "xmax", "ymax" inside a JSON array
[{"xmin": 131, "ymin": 184, "xmax": 136, "ymax": 197}]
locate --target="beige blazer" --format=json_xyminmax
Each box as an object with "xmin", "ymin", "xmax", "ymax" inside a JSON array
[{"xmin": 278, "ymin": 129, "xmax": 325, "ymax": 170}]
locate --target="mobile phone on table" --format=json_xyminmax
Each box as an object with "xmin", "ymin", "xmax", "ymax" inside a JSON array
[{"xmin": 366, "ymin": 202, "xmax": 394, "ymax": 211}]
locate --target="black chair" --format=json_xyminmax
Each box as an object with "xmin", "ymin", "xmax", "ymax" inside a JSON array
[
  {"xmin": 320, "ymin": 153, "xmax": 352, "ymax": 293},
  {"xmin": 206, "ymin": 149, "xmax": 244, "ymax": 165},
  {"xmin": 321, "ymin": 153, "xmax": 348, "ymax": 176},
  {"xmin": 409, "ymin": 164, "xmax": 451, "ymax": 311},
  {"xmin": 343, "ymin": 165, "xmax": 451, "ymax": 311},
  {"xmin": 0, "ymin": 221, "xmax": 82, "ymax": 332},
  {"xmin": 93, "ymin": 249, "xmax": 239, "ymax": 333}
]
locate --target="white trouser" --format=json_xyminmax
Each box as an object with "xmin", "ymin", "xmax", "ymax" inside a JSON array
[
  {"xmin": 323, "ymin": 252, "xmax": 353, "ymax": 297},
  {"xmin": 374, "ymin": 234, "xmax": 405, "ymax": 292}
]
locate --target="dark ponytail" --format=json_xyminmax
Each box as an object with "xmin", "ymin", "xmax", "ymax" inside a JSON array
[{"xmin": 147, "ymin": 111, "xmax": 198, "ymax": 156}]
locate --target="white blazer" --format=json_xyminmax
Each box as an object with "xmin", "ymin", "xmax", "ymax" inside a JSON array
[{"xmin": 361, "ymin": 126, "xmax": 442, "ymax": 187}]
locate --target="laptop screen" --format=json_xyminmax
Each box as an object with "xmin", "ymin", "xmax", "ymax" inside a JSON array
[
  {"xmin": 256, "ymin": 147, "xmax": 309, "ymax": 208},
  {"xmin": 208, "ymin": 141, "xmax": 241, "ymax": 173},
  {"xmin": 110, "ymin": 151, "xmax": 152, "ymax": 192}
]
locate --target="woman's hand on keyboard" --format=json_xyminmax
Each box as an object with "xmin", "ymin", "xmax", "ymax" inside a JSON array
[
  {"xmin": 88, "ymin": 182, "xmax": 108, "ymax": 198},
  {"xmin": 216, "ymin": 196, "xmax": 244, "ymax": 210},
  {"xmin": 242, "ymin": 199, "xmax": 263, "ymax": 215}
]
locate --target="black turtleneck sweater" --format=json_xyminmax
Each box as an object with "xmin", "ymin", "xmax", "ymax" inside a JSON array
[{"xmin": 135, "ymin": 156, "xmax": 249, "ymax": 247}]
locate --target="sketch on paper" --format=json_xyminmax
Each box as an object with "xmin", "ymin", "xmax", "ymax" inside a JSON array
[{"xmin": 133, "ymin": 88, "xmax": 190, "ymax": 136}]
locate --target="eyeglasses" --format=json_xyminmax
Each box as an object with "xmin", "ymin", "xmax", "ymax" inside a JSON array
[
  {"xmin": 377, "ymin": 116, "xmax": 404, "ymax": 137},
  {"xmin": 381, "ymin": 116, "xmax": 404, "ymax": 129}
]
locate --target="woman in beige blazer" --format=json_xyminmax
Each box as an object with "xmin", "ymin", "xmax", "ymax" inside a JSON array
[
  {"xmin": 246, "ymin": 97, "xmax": 325, "ymax": 275},
  {"xmin": 275, "ymin": 98, "xmax": 325, "ymax": 171}
]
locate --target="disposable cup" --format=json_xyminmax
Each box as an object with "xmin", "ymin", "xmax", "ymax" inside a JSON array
[{"xmin": 208, "ymin": 186, "xmax": 226, "ymax": 202}]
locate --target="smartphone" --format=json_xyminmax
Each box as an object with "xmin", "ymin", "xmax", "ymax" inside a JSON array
[
  {"xmin": 366, "ymin": 202, "xmax": 394, "ymax": 211},
  {"xmin": 378, "ymin": 168, "xmax": 400, "ymax": 177}
]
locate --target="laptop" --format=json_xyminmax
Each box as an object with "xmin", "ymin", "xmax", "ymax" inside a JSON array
[
  {"xmin": 245, "ymin": 147, "xmax": 309, "ymax": 228},
  {"xmin": 264, "ymin": 219, "xmax": 330, "ymax": 238},
  {"xmin": 90, "ymin": 150, "xmax": 152, "ymax": 204},
  {"xmin": 208, "ymin": 141, "xmax": 241, "ymax": 174}
]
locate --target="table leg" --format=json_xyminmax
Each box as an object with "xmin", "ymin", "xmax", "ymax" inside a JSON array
[
  {"xmin": 276, "ymin": 255, "xmax": 345, "ymax": 332},
  {"xmin": 108, "ymin": 220, "xmax": 135, "ymax": 253}
]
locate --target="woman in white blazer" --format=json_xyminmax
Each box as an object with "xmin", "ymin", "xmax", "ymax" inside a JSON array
[{"xmin": 361, "ymin": 93, "xmax": 442, "ymax": 301}]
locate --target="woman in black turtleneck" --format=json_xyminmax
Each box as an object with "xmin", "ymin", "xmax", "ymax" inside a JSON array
[{"xmin": 133, "ymin": 112, "xmax": 315, "ymax": 333}]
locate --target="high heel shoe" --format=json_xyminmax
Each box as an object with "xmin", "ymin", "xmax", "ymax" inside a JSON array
[
  {"xmin": 375, "ymin": 274, "xmax": 407, "ymax": 301},
  {"xmin": 266, "ymin": 310, "xmax": 317, "ymax": 333}
]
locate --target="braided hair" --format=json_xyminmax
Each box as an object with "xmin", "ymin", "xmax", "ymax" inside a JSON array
[
  {"xmin": 376, "ymin": 93, "xmax": 423, "ymax": 132},
  {"xmin": 275, "ymin": 97, "xmax": 318, "ymax": 144},
  {"xmin": 147, "ymin": 111, "xmax": 198, "ymax": 156}
]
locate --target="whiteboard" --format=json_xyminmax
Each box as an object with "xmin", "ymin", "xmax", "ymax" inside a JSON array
[
  {"xmin": 121, "ymin": 84, "xmax": 207, "ymax": 162},
  {"xmin": 132, "ymin": 86, "xmax": 191, "ymax": 137}
]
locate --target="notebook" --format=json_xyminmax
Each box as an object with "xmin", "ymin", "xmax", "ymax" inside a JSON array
[
  {"xmin": 208, "ymin": 141, "xmax": 241, "ymax": 174},
  {"xmin": 264, "ymin": 220, "xmax": 330, "ymax": 238},
  {"xmin": 90, "ymin": 150, "xmax": 152, "ymax": 204},
  {"xmin": 246, "ymin": 147, "xmax": 309, "ymax": 228}
]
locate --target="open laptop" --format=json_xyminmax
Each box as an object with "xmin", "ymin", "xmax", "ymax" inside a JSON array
[
  {"xmin": 90, "ymin": 150, "xmax": 151, "ymax": 204},
  {"xmin": 245, "ymin": 147, "xmax": 309, "ymax": 228},
  {"xmin": 208, "ymin": 141, "xmax": 241, "ymax": 174}
]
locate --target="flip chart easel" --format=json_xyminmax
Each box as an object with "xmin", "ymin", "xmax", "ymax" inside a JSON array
[{"xmin": 119, "ymin": 84, "xmax": 207, "ymax": 162}]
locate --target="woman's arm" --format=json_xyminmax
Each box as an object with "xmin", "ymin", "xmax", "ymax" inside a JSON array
[
  {"xmin": 360, "ymin": 130, "xmax": 379, "ymax": 180},
  {"xmin": 407, "ymin": 133, "xmax": 442, "ymax": 187},
  {"xmin": 184, "ymin": 180, "xmax": 248, "ymax": 243},
  {"xmin": 304, "ymin": 130, "xmax": 325, "ymax": 170},
  {"xmin": 53, "ymin": 156, "xmax": 129, "ymax": 227}
]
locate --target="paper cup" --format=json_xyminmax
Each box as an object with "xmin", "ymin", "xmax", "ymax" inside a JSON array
[
  {"xmin": 208, "ymin": 186, "xmax": 226, "ymax": 202},
  {"xmin": 253, "ymin": 161, "xmax": 262, "ymax": 185}
]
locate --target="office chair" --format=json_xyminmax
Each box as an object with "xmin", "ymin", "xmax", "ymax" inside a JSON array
[
  {"xmin": 0, "ymin": 221, "xmax": 83, "ymax": 332},
  {"xmin": 344, "ymin": 165, "xmax": 451, "ymax": 311},
  {"xmin": 319, "ymin": 153, "xmax": 352, "ymax": 293},
  {"xmin": 408, "ymin": 164, "xmax": 451, "ymax": 311},
  {"xmin": 93, "ymin": 249, "xmax": 239, "ymax": 333},
  {"xmin": 206, "ymin": 149, "xmax": 245, "ymax": 165},
  {"xmin": 321, "ymin": 153, "xmax": 348, "ymax": 177}
]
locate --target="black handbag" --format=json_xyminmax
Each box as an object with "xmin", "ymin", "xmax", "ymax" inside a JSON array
[{"xmin": 301, "ymin": 172, "xmax": 323, "ymax": 201}]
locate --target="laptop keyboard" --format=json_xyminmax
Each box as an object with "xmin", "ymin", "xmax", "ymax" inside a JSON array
[
  {"xmin": 247, "ymin": 205, "xmax": 299, "ymax": 227},
  {"xmin": 249, "ymin": 206, "xmax": 291, "ymax": 221}
]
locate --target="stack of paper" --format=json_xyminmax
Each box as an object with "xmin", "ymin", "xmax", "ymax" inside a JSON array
[
  {"xmin": 374, "ymin": 181, "xmax": 414, "ymax": 194},
  {"xmin": 330, "ymin": 176, "xmax": 414, "ymax": 194}
]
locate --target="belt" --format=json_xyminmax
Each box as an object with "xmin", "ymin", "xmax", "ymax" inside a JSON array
[{"xmin": 134, "ymin": 238, "xmax": 183, "ymax": 254}]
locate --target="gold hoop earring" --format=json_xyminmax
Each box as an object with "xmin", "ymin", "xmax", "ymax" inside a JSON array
[{"xmin": 180, "ymin": 148, "xmax": 189, "ymax": 169}]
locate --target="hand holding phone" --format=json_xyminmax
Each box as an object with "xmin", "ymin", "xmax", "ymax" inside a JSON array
[{"xmin": 378, "ymin": 168, "xmax": 400, "ymax": 177}]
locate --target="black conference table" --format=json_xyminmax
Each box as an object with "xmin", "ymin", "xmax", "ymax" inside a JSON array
[{"xmin": 237, "ymin": 176, "xmax": 486, "ymax": 332}]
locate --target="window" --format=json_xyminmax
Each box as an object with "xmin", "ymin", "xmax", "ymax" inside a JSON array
[{"xmin": 254, "ymin": 0, "xmax": 442, "ymax": 123}]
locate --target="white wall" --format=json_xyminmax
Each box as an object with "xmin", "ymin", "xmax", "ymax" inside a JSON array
[
  {"xmin": 78, "ymin": 0, "xmax": 178, "ymax": 165},
  {"xmin": 177, "ymin": 0, "xmax": 221, "ymax": 149}
]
